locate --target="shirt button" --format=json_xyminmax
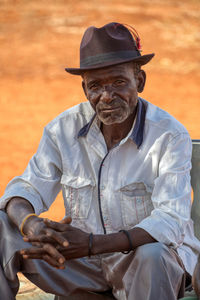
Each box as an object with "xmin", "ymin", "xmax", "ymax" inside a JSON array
[{"xmin": 101, "ymin": 186, "xmax": 105, "ymax": 190}]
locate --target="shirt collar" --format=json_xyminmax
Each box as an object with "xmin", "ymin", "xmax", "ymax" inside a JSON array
[
  {"xmin": 77, "ymin": 98, "xmax": 146, "ymax": 148},
  {"xmin": 129, "ymin": 98, "xmax": 146, "ymax": 148},
  {"xmin": 77, "ymin": 113, "xmax": 96, "ymax": 138}
]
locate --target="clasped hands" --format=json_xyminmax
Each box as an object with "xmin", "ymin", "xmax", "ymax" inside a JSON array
[{"xmin": 20, "ymin": 216, "xmax": 90, "ymax": 269}]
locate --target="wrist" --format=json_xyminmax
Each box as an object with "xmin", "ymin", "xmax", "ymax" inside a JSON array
[
  {"xmin": 91, "ymin": 232, "xmax": 133, "ymax": 255},
  {"xmin": 92, "ymin": 234, "xmax": 109, "ymax": 255},
  {"xmin": 21, "ymin": 214, "xmax": 41, "ymax": 236}
]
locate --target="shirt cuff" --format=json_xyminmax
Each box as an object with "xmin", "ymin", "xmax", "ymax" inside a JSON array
[
  {"xmin": 0, "ymin": 182, "xmax": 45, "ymax": 215},
  {"xmin": 134, "ymin": 213, "xmax": 185, "ymax": 249}
]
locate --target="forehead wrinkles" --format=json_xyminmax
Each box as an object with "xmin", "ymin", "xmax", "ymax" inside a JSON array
[{"xmin": 84, "ymin": 64, "xmax": 134, "ymax": 84}]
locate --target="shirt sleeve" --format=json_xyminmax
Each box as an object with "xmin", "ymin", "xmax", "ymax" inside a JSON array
[
  {"xmin": 135, "ymin": 132, "xmax": 192, "ymax": 249},
  {"xmin": 0, "ymin": 127, "xmax": 62, "ymax": 215}
]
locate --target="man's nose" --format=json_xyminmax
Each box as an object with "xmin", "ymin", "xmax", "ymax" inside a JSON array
[{"xmin": 100, "ymin": 86, "xmax": 113, "ymax": 103}]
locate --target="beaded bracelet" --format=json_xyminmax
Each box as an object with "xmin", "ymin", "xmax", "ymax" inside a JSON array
[
  {"xmin": 88, "ymin": 233, "xmax": 93, "ymax": 257},
  {"xmin": 119, "ymin": 230, "xmax": 133, "ymax": 254},
  {"xmin": 20, "ymin": 213, "xmax": 38, "ymax": 236}
]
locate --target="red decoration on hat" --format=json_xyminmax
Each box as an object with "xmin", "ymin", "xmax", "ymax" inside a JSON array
[
  {"xmin": 113, "ymin": 23, "xmax": 121, "ymax": 29},
  {"xmin": 123, "ymin": 23, "xmax": 142, "ymax": 52}
]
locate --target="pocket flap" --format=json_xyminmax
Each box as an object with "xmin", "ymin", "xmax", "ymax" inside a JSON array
[
  {"xmin": 61, "ymin": 174, "xmax": 94, "ymax": 188},
  {"xmin": 120, "ymin": 182, "xmax": 152, "ymax": 196}
]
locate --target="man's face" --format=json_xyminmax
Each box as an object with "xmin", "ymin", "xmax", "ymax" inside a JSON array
[{"xmin": 82, "ymin": 63, "xmax": 145, "ymax": 126}]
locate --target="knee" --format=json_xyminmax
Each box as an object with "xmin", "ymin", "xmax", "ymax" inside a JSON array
[
  {"xmin": 0, "ymin": 210, "xmax": 10, "ymax": 226},
  {"xmin": 0, "ymin": 209, "xmax": 20, "ymax": 236},
  {"xmin": 0, "ymin": 210, "xmax": 27, "ymax": 261},
  {"xmin": 134, "ymin": 242, "xmax": 169, "ymax": 266}
]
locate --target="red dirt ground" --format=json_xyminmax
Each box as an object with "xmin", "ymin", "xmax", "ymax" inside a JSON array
[{"xmin": 0, "ymin": 0, "xmax": 200, "ymax": 220}]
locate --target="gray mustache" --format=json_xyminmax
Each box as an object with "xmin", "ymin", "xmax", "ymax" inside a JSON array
[{"xmin": 97, "ymin": 99, "xmax": 127, "ymax": 109}]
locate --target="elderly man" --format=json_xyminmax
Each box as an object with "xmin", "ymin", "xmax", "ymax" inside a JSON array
[{"xmin": 0, "ymin": 22, "xmax": 200, "ymax": 300}]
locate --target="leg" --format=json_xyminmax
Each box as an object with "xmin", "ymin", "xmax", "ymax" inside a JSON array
[
  {"xmin": 0, "ymin": 263, "xmax": 16, "ymax": 300},
  {"xmin": 0, "ymin": 210, "xmax": 26, "ymax": 299},
  {"xmin": 124, "ymin": 243, "xmax": 185, "ymax": 300},
  {"xmin": 22, "ymin": 256, "xmax": 110, "ymax": 296},
  {"xmin": 101, "ymin": 242, "xmax": 185, "ymax": 300},
  {"xmin": 0, "ymin": 211, "xmax": 109, "ymax": 299}
]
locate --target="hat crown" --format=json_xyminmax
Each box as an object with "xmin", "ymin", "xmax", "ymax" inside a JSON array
[{"xmin": 80, "ymin": 23, "xmax": 140, "ymax": 66}]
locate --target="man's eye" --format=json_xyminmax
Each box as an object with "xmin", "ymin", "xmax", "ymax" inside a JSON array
[
  {"xmin": 114, "ymin": 80, "xmax": 125, "ymax": 86},
  {"xmin": 89, "ymin": 83, "xmax": 99, "ymax": 90}
]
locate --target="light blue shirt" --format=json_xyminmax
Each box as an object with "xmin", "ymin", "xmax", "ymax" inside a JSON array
[{"xmin": 1, "ymin": 98, "xmax": 200, "ymax": 275}]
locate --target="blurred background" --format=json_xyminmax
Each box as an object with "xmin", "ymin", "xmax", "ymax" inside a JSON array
[{"xmin": 0, "ymin": 0, "xmax": 200, "ymax": 220}]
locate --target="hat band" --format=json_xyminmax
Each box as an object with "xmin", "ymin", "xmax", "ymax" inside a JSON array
[{"xmin": 80, "ymin": 50, "xmax": 140, "ymax": 67}]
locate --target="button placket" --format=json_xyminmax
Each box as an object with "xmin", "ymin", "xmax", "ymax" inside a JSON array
[{"xmin": 99, "ymin": 159, "xmax": 109, "ymax": 230}]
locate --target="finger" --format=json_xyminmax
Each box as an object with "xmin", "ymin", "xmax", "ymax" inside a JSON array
[
  {"xmin": 23, "ymin": 234, "xmax": 54, "ymax": 244},
  {"xmin": 24, "ymin": 230, "xmax": 69, "ymax": 248},
  {"xmin": 21, "ymin": 244, "xmax": 66, "ymax": 265},
  {"xmin": 32, "ymin": 242, "xmax": 44, "ymax": 247},
  {"xmin": 43, "ymin": 254, "xmax": 65, "ymax": 269},
  {"xmin": 20, "ymin": 247, "xmax": 46, "ymax": 256},
  {"xmin": 60, "ymin": 217, "xmax": 72, "ymax": 224},
  {"xmin": 43, "ymin": 217, "xmax": 71, "ymax": 225},
  {"xmin": 22, "ymin": 253, "xmax": 44, "ymax": 259},
  {"xmin": 45, "ymin": 229, "xmax": 69, "ymax": 247},
  {"xmin": 43, "ymin": 243, "xmax": 66, "ymax": 265},
  {"xmin": 44, "ymin": 219, "xmax": 69, "ymax": 232},
  {"xmin": 22, "ymin": 253, "xmax": 65, "ymax": 269}
]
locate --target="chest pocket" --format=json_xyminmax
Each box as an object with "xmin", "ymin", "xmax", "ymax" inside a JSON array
[
  {"xmin": 120, "ymin": 182, "xmax": 154, "ymax": 228},
  {"xmin": 61, "ymin": 175, "xmax": 95, "ymax": 220}
]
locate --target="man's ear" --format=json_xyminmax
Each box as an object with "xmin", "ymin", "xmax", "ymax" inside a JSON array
[
  {"xmin": 137, "ymin": 70, "xmax": 146, "ymax": 93},
  {"xmin": 82, "ymin": 81, "xmax": 88, "ymax": 98}
]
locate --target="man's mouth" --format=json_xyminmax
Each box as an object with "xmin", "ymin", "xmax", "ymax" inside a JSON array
[{"xmin": 100, "ymin": 106, "xmax": 120, "ymax": 112}]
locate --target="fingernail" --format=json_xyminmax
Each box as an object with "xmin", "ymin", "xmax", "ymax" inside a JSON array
[
  {"xmin": 59, "ymin": 258, "xmax": 65, "ymax": 264},
  {"xmin": 63, "ymin": 241, "xmax": 69, "ymax": 247}
]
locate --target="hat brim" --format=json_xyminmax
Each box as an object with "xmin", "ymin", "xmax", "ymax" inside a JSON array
[{"xmin": 65, "ymin": 53, "xmax": 155, "ymax": 75}]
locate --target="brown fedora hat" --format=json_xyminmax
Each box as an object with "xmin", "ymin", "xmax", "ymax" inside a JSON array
[{"xmin": 65, "ymin": 22, "xmax": 155, "ymax": 75}]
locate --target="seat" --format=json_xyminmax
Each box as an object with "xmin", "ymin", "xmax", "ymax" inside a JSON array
[{"xmin": 191, "ymin": 140, "xmax": 200, "ymax": 241}]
